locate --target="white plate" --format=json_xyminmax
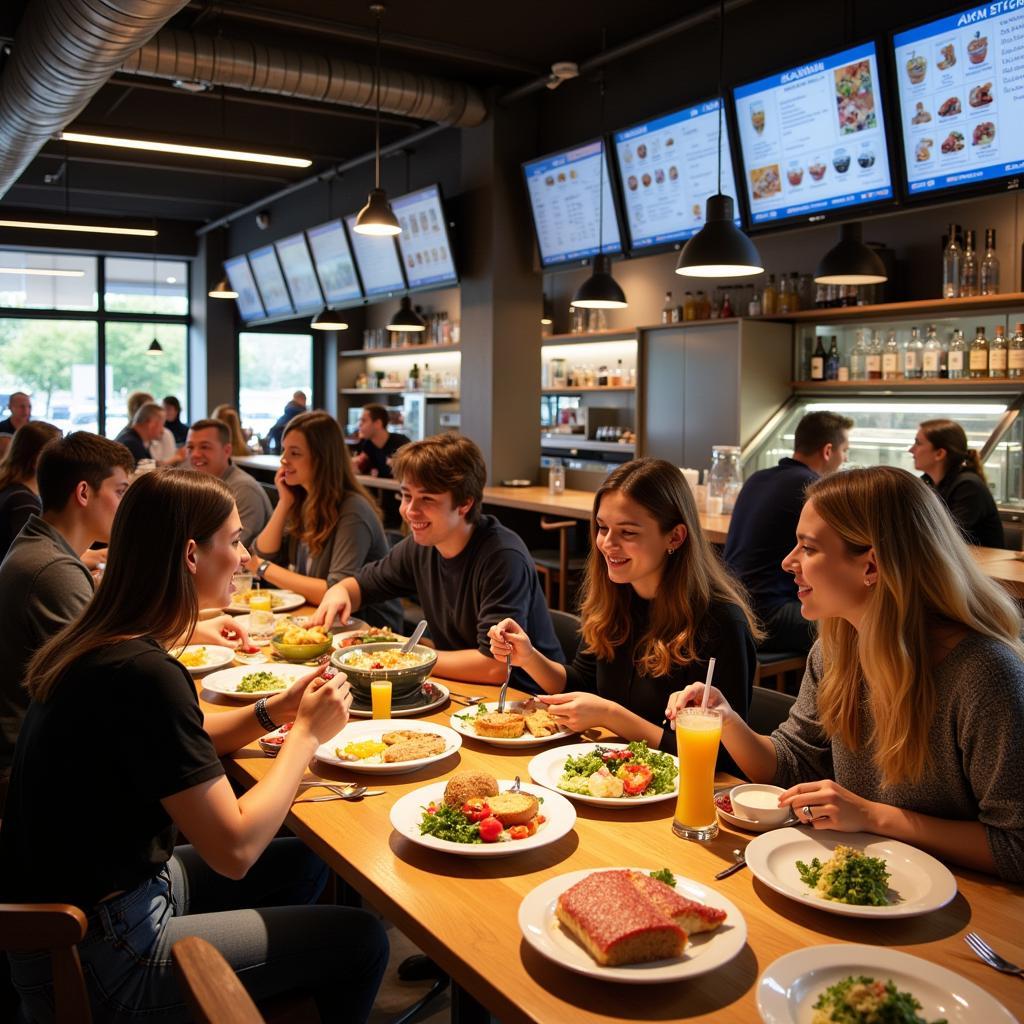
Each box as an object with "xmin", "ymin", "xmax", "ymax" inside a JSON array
[
  {"xmin": 315, "ymin": 719, "xmax": 461, "ymax": 774},
  {"xmin": 518, "ymin": 868, "xmax": 746, "ymax": 984},
  {"xmin": 173, "ymin": 644, "xmax": 235, "ymax": 676},
  {"xmin": 231, "ymin": 611, "xmax": 290, "ymax": 633},
  {"xmin": 715, "ymin": 791, "xmax": 798, "ymax": 834},
  {"xmin": 744, "ymin": 828, "xmax": 957, "ymax": 919},
  {"xmin": 347, "ymin": 681, "xmax": 450, "ymax": 718},
  {"xmin": 449, "ymin": 700, "xmax": 575, "ymax": 747},
  {"xmin": 331, "ymin": 624, "xmax": 402, "ymax": 649},
  {"xmin": 225, "ymin": 589, "xmax": 305, "ymax": 614},
  {"xmin": 390, "ymin": 779, "xmax": 576, "ymax": 858},
  {"xmin": 202, "ymin": 663, "xmax": 310, "ymax": 700},
  {"xmin": 757, "ymin": 943, "xmax": 1018, "ymax": 1023},
  {"xmin": 528, "ymin": 742, "xmax": 678, "ymax": 807}
]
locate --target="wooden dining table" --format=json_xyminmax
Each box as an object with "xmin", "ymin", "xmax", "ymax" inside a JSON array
[{"xmin": 201, "ymin": 670, "xmax": 1024, "ymax": 1024}]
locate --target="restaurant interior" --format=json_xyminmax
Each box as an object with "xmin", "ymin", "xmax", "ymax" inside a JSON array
[{"xmin": 0, "ymin": 0, "xmax": 1022, "ymax": 1022}]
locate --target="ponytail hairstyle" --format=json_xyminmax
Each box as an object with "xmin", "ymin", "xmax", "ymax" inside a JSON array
[{"xmin": 920, "ymin": 418, "xmax": 985, "ymax": 481}]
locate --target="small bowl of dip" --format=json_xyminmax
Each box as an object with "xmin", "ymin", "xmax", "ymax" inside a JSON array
[{"xmin": 729, "ymin": 783, "xmax": 791, "ymax": 826}]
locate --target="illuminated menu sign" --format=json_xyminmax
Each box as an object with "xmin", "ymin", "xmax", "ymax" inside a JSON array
[
  {"xmin": 392, "ymin": 185, "xmax": 458, "ymax": 289},
  {"xmin": 306, "ymin": 219, "xmax": 363, "ymax": 305},
  {"xmin": 248, "ymin": 245, "xmax": 294, "ymax": 317},
  {"xmin": 343, "ymin": 215, "xmax": 406, "ymax": 297},
  {"xmin": 274, "ymin": 233, "xmax": 323, "ymax": 313},
  {"xmin": 223, "ymin": 255, "xmax": 264, "ymax": 322}
]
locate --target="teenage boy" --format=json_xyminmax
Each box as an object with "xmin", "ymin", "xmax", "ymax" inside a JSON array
[{"xmin": 314, "ymin": 434, "xmax": 562, "ymax": 691}]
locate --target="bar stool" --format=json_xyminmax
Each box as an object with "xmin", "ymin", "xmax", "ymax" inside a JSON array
[{"xmin": 530, "ymin": 518, "xmax": 586, "ymax": 611}]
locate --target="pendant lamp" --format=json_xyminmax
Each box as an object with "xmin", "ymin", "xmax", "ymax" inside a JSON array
[
  {"xmin": 311, "ymin": 308, "xmax": 350, "ymax": 330},
  {"xmin": 387, "ymin": 296, "xmax": 426, "ymax": 332},
  {"xmin": 676, "ymin": 1, "xmax": 762, "ymax": 279},
  {"xmin": 354, "ymin": 5, "xmax": 401, "ymax": 236},
  {"xmin": 147, "ymin": 337, "xmax": 163, "ymax": 355},
  {"xmin": 814, "ymin": 221, "xmax": 887, "ymax": 285},
  {"xmin": 208, "ymin": 276, "xmax": 237, "ymax": 299}
]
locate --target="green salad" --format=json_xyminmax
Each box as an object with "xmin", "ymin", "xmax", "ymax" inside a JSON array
[
  {"xmin": 797, "ymin": 845, "xmax": 891, "ymax": 906},
  {"xmin": 236, "ymin": 671, "xmax": 286, "ymax": 693},
  {"xmin": 558, "ymin": 741, "xmax": 677, "ymax": 798},
  {"xmin": 418, "ymin": 803, "xmax": 483, "ymax": 844},
  {"xmin": 811, "ymin": 975, "xmax": 945, "ymax": 1024}
]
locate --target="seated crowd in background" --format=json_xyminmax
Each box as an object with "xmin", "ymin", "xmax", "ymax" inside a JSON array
[
  {"xmin": 265, "ymin": 390, "xmax": 308, "ymax": 453},
  {"xmin": 0, "ymin": 421, "xmax": 61, "ymax": 561},
  {"xmin": 0, "ymin": 391, "xmax": 31, "ymax": 458}
]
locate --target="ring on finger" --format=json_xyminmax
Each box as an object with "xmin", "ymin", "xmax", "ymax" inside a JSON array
[{"xmin": 801, "ymin": 804, "xmax": 814, "ymax": 819}]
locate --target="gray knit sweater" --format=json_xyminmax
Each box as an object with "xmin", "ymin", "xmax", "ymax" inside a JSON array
[{"xmin": 771, "ymin": 635, "xmax": 1024, "ymax": 883}]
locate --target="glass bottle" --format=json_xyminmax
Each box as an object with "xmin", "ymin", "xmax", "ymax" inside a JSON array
[
  {"xmin": 696, "ymin": 290, "xmax": 710, "ymax": 319},
  {"xmin": 421, "ymin": 363, "xmax": 433, "ymax": 392},
  {"xmin": 866, "ymin": 331, "xmax": 883, "ymax": 380},
  {"xmin": 777, "ymin": 273, "xmax": 792, "ymax": 314},
  {"xmin": 611, "ymin": 358, "xmax": 624, "ymax": 386},
  {"xmin": 408, "ymin": 362, "xmax": 420, "ymax": 389},
  {"xmin": 810, "ymin": 336, "xmax": 826, "ymax": 380},
  {"xmin": 1008, "ymin": 323, "xmax": 1024, "ymax": 379},
  {"xmin": 798, "ymin": 273, "xmax": 815, "ymax": 311},
  {"xmin": 968, "ymin": 326, "xmax": 989, "ymax": 379},
  {"xmin": 661, "ymin": 291, "xmax": 674, "ymax": 324},
  {"xmin": 762, "ymin": 274, "xmax": 778, "ymax": 315},
  {"xmin": 942, "ymin": 224, "xmax": 961, "ymax": 298},
  {"xmin": 721, "ymin": 292, "xmax": 734, "ymax": 318},
  {"xmin": 947, "ymin": 329, "xmax": 966, "ymax": 379},
  {"xmin": 989, "ymin": 326, "xmax": 1008, "ymax": 378},
  {"xmin": 849, "ymin": 329, "xmax": 868, "ymax": 380},
  {"xmin": 825, "ymin": 336, "xmax": 840, "ymax": 381},
  {"xmin": 683, "ymin": 291, "xmax": 697, "ymax": 321},
  {"xmin": 707, "ymin": 446, "xmax": 742, "ymax": 514},
  {"xmin": 980, "ymin": 229, "xmax": 1000, "ymax": 295},
  {"xmin": 882, "ymin": 330, "xmax": 901, "ymax": 380},
  {"xmin": 748, "ymin": 289, "xmax": 763, "ymax": 317},
  {"xmin": 922, "ymin": 325, "xmax": 943, "ymax": 379},
  {"xmin": 903, "ymin": 327, "xmax": 923, "ymax": 379},
  {"xmin": 960, "ymin": 229, "xmax": 978, "ymax": 297},
  {"xmin": 789, "ymin": 272, "xmax": 802, "ymax": 311}
]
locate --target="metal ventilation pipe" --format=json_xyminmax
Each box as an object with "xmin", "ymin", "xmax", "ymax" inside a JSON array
[
  {"xmin": 0, "ymin": 0, "xmax": 191, "ymax": 199},
  {"xmin": 121, "ymin": 29, "xmax": 488, "ymax": 128}
]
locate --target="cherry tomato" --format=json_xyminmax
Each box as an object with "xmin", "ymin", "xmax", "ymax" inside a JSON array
[
  {"xmin": 601, "ymin": 749, "xmax": 632, "ymax": 762},
  {"xmin": 477, "ymin": 817, "xmax": 504, "ymax": 842},
  {"xmin": 617, "ymin": 763, "xmax": 653, "ymax": 795},
  {"xmin": 426, "ymin": 802, "xmax": 438, "ymax": 815},
  {"xmin": 508, "ymin": 825, "xmax": 530, "ymax": 840},
  {"xmin": 461, "ymin": 799, "xmax": 492, "ymax": 823}
]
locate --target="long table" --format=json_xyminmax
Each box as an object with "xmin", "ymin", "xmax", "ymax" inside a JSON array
[{"xmin": 206, "ymin": 681, "xmax": 1024, "ymax": 1024}]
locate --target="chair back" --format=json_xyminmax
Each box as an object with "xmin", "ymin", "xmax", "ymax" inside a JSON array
[
  {"xmin": 0, "ymin": 904, "xmax": 90, "ymax": 1023},
  {"xmin": 748, "ymin": 688, "xmax": 796, "ymax": 735},
  {"xmin": 549, "ymin": 609, "xmax": 582, "ymax": 664},
  {"xmin": 172, "ymin": 936, "xmax": 264, "ymax": 1024}
]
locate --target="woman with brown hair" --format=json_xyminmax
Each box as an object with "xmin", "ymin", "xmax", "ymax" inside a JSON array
[
  {"xmin": 0, "ymin": 419, "xmax": 60, "ymax": 559},
  {"xmin": 488, "ymin": 458, "xmax": 759, "ymax": 754},
  {"xmin": 248, "ymin": 410, "xmax": 402, "ymax": 629},
  {"xmin": 909, "ymin": 418, "xmax": 1004, "ymax": 547},
  {"xmin": 211, "ymin": 404, "xmax": 255, "ymax": 456},
  {"xmin": 668, "ymin": 466, "xmax": 1024, "ymax": 881}
]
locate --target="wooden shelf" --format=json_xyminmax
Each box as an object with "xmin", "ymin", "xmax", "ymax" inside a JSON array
[
  {"xmin": 542, "ymin": 328, "xmax": 637, "ymax": 343},
  {"xmin": 756, "ymin": 292, "xmax": 1024, "ymax": 324},
  {"xmin": 638, "ymin": 317, "xmax": 743, "ymax": 330},
  {"xmin": 792, "ymin": 378, "xmax": 1022, "ymax": 392},
  {"xmin": 541, "ymin": 386, "xmax": 635, "ymax": 394},
  {"xmin": 340, "ymin": 389, "xmax": 459, "ymax": 398},
  {"xmin": 340, "ymin": 343, "xmax": 460, "ymax": 358}
]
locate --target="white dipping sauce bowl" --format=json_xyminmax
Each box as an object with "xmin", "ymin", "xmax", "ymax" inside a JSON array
[{"xmin": 729, "ymin": 783, "xmax": 791, "ymax": 826}]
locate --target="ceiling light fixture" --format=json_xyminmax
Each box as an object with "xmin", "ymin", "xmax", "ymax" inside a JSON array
[
  {"xmin": 208, "ymin": 275, "xmax": 238, "ymax": 299},
  {"xmin": 58, "ymin": 131, "xmax": 311, "ymax": 169},
  {"xmin": 0, "ymin": 266, "xmax": 85, "ymax": 277},
  {"xmin": 311, "ymin": 308, "xmax": 350, "ymax": 331},
  {"xmin": 0, "ymin": 218, "xmax": 158, "ymax": 237},
  {"xmin": 353, "ymin": 5, "xmax": 401, "ymax": 237},
  {"xmin": 814, "ymin": 221, "xmax": 888, "ymax": 285},
  {"xmin": 675, "ymin": 0, "xmax": 763, "ymax": 279},
  {"xmin": 147, "ymin": 337, "xmax": 163, "ymax": 355},
  {"xmin": 386, "ymin": 296, "xmax": 425, "ymax": 332}
]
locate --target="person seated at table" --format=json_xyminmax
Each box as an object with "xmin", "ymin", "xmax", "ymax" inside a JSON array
[
  {"xmin": 910, "ymin": 418, "xmax": 1005, "ymax": 548},
  {"xmin": 162, "ymin": 394, "xmax": 189, "ymax": 446},
  {"xmin": 314, "ymin": 434, "xmax": 563, "ymax": 691},
  {"xmin": 0, "ymin": 390, "xmax": 31, "ymax": 459},
  {"xmin": 126, "ymin": 390, "xmax": 184, "ymax": 466},
  {"xmin": 487, "ymin": 458, "xmax": 759, "ymax": 755},
  {"xmin": 187, "ymin": 418, "xmax": 271, "ymax": 549},
  {"xmin": 115, "ymin": 401, "xmax": 166, "ymax": 466},
  {"xmin": 724, "ymin": 411, "xmax": 852, "ymax": 656},
  {"xmin": 265, "ymin": 390, "xmax": 308, "ymax": 454},
  {"xmin": 0, "ymin": 469, "xmax": 389, "ymax": 1021},
  {"xmin": 247, "ymin": 411, "xmax": 402, "ymax": 630},
  {"xmin": 212, "ymin": 403, "xmax": 256, "ymax": 456},
  {"xmin": 667, "ymin": 465, "xmax": 1024, "ymax": 883},
  {"xmin": 0, "ymin": 420, "xmax": 60, "ymax": 560},
  {"xmin": 353, "ymin": 403, "xmax": 410, "ymax": 528}
]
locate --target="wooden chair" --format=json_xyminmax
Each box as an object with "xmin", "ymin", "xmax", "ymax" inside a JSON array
[
  {"xmin": 531, "ymin": 518, "xmax": 586, "ymax": 611},
  {"xmin": 755, "ymin": 651, "xmax": 807, "ymax": 693},
  {"xmin": 0, "ymin": 903, "xmax": 90, "ymax": 1023}
]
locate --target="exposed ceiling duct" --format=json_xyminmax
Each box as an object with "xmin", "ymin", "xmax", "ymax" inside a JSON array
[
  {"xmin": 120, "ymin": 29, "xmax": 488, "ymax": 128},
  {"xmin": 0, "ymin": 0, "xmax": 191, "ymax": 199}
]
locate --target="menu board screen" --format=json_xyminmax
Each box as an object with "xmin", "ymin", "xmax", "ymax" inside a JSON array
[
  {"xmin": 343, "ymin": 215, "xmax": 406, "ymax": 297},
  {"xmin": 392, "ymin": 185, "xmax": 458, "ymax": 289},
  {"xmin": 613, "ymin": 99, "xmax": 742, "ymax": 250},
  {"xmin": 223, "ymin": 255, "xmax": 264, "ymax": 322},
  {"xmin": 248, "ymin": 245, "xmax": 294, "ymax": 317},
  {"xmin": 274, "ymin": 233, "xmax": 323, "ymax": 313},
  {"xmin": 306, "ymin": 219, "xmax": 363, "ymax": 305},
  {"xmin": 734, "ymin": 41, "xmax": 895, "ymax": 226},
  {"xmin": 893, "ymin": 4, "xmax": 1024, "ymax": 198},
  {"xmin": 522, "ymin": 140, "xmax": 622, "ymax": 266}
]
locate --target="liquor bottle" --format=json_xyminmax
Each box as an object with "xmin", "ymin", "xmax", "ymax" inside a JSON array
[
  {"xmin": 849, "ymin": 330, "xmax": 867, "ymax": 380},
  {"xmin": 683, "ymin": 292, "xmax": 696, "ymax": 321},
  {"xmin": 777, "ymin": 274, "xmax": 792, "ymax": 314},
  {"xmin": 611, "ymin": 358, "xmax": 625, "ymax": 386},
  {"xmin": 942, "ymin": 224, "xmax": 961, "ymax": 298},
  {"xmin": 598, "ymin": 364, "xmax": 609, "ymax": 386},
  {"xmin": 789, "ymin": 272, "xmax": 802, "ymax": 312},
  {"xmin": 810, "ymin": 336, "xmax": 826, "ymax": 380},
  {"xmin": 762, "ymin": 274, "xmax": 778, "ymax": 315},
  {"xmin": 825, "ymin": 336, "xmax": 840, "ymax": 381},
  {"xmin": 866, "ymin": 331, "xmax": 883, "ymax": 380},
  {"xmin": 721, "ymin": 292, "xmax": 734, "ymax": 318},
  {"xmin": 960, "ymin": 229, "xmax": 978, "ymax": 297},
  {"xmin": 1008, "ymin": 323, "xmax": 1024, "ymax": 379},
  {"xmin": 947, "ymin": 329, "xmax": 966, "ymax": 379},
  {"xmin": 421, "ymin": 363, "xmax": 433, "ymax": 391},
  {"xmin": 661, "ymin": 291, "xmax": 674, "ymax": 324},
  {"xmin": 980, "ymin": 229, "xmax": 1000, "ymax": 295},
  {"xmin": 968, "ymin": 326, "xmax": 989, "ymax": 379},
  {"xmin": 989, "ymin": 326, "xmax": 1008, "ymax": 378},
  {"xmin": 408, "ymin": 362, "xmax": 420, "ymax": 389},
  {"xmin": 696, "ymin": 290, "xmax": 710, "ymax": 319},
  {"xmin": 882, "ymin": 331, "xmax": 901, "ymax": 380},
  {"xmin": 903, "ymin": 327, "xmax": 924, "ymax": 379},
  {"xmin": 922, "ymin": 325, "xmax": 943, "ymax": 379}
]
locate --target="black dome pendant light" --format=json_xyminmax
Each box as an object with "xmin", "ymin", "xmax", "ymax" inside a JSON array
[{"xmin": 814, "ymin": 221, "xmax": 887, "ymax": 285}]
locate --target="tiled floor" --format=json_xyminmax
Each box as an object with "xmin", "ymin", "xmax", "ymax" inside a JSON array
[{"xmin": 367, "ymin": 916, "xmax": 452, "ymax": 1024}]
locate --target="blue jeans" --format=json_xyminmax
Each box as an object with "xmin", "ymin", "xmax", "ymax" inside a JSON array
[{"xmin": 10, "ymin": 838, "xmax": 388, "ymax": 1023}]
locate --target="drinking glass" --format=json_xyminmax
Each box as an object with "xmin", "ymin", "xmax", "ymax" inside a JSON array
[
  {"xmin": 249, "ymin": 608, "xmax": 276, "ymax": 646},
  {"xmin": 673, "ymin": 707, "xmax": 722, "ymax": 841},
  {"xmin": 233, "ymin": 572, "xmax": 254, "ymax": 601},
  {"xmin": 371, "ymin": 680, "xmax": 392, "ymax": 720}
]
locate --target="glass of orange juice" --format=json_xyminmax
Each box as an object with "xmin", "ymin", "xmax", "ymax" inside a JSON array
[
  {"xmin": 248, "ymin": 590, "xmax": 272, "ymax": 613},
  {"xmin": 672, "ymin": 707, "xmax": 722, "ymax": 841},
  {"xmin": 371, "ymin": 679, "xmax": 392, "ymax": 720}
]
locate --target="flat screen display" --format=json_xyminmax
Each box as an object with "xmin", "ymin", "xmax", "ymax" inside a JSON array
[
  {"xmin": 274, "ymin": 233, "xmax": 323, "ymax": 313},
  {"xmin": 733, "ymin": 41, "xmax": 895, "ymax": 227},
  {"xmin": 613, "ymin": 98, "xmax": 742, "ymax": 250},
  {"xmin": 248, "ymin": 245, "xmax": 295, "ymax": 317},
  {"xmin": 343, "ymin": 215, "xmax": 407, "ymax": 297},
  {"xmin": 893, "ymin": 4, "xmax": 1024, "ymax": 199},
  {"xmin": 223, "ymin": 255, "xmax": 264, "ymax": 322},
  {"xmin": 391, "ymin": 184, "xmax": 458, "ymax": 289},
  {"xmin": 306, "ymin": 219, "xmax": 363, "ymax": 305},
  {"xmin": 522, "ymin": 139, "xmax": 622, "ymax": 266}
]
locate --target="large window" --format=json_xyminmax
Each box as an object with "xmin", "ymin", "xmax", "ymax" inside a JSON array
[
  {"xmin": 238, "ymin": 332, "xmax": 313, "ymax": 446},
  {"xmin": 105, "ymin": 257, "xmax": 188, "ymax": 315},
  {"xmin": 104, "ymin": 322, "xmax": 188, "ymax": 437},
  {"xmin": 0, "ymin": 252, "xmax": 98, "ymax": 311}
]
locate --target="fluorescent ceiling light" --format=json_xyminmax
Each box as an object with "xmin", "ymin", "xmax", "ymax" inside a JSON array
[
  {"xmin": 0, "ymin": 267, "xmax": 85, "ymax": 277},
  {"xmin": 60, "ymin": 131, "xmax": 312, "ymax": 168},
  {"xmin": 0, "ymin": 219, "xmax": 158, "ymax": 237}
]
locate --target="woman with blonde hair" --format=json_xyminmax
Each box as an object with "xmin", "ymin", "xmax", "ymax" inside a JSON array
[
  {"xmin": 212, "ymin": 404, "xmax": 254, "ymax": 456},
  {"xmin": 489, "ymin": 458, "xmax": 759, "ymax": 755},
  {"xmin": 668, "ymin": 465, "xmax": 1024, "ymax": 881},
  {"xmin": 248, "ymin": 411, "xmax": 401, "ymax": 629},
  {"xmin": 910, "ymin": 417, "xmax": 1004, "ymax": 547}
]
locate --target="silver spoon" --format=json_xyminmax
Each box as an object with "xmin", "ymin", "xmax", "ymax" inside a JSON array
[
  {"xmin": 714, "ymin": 849, "xmax": 747, "ymax": 880},
  {"xmin": 401, "ymin": 619, "xmax": 428, "ymax": 653}
]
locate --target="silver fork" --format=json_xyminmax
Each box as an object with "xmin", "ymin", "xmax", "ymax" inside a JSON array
[
  {"xmin": 964, "ymin": 932, "xmax": 1024, "ymax": 976},
  {"xmin": 497, "ymin": 652, "xmax": 512, "ymax": 713}
]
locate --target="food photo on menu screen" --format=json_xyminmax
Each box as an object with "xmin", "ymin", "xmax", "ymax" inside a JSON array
[
  {"xmin": 613, "ymin": 98, "xmax": 742, "ymax": 250},
  {"xmin": 392, "ymin": 185, "xmax": 458, "ymax": 289},
  {"xmin": 306, "ymin": 219, "xmax": 363, "ymax": 306},
  {"xmin": 274, "ymin": 233, "xmax": 324, "ymax": 314},
  {"xmin": 248, "ymin": 245, "xmax": 295, "ymax": 317},
  {"xmin": 223, "ymin": 255, "xmax": 265, "ymax": 322},
  {"xmin": 733, "ymin": 41, "xmax": 895, "ymax": 226},
  {"xmin": 523, "ymin": 140, "xmax": 622, "ymax": 267},
  {"xmin": 893, "ymin": 3, "xmax": 1023, "ymax": 197},
  {"xmin": 344, "ymin": 214, "xmax": 407, "ymax": 297}
]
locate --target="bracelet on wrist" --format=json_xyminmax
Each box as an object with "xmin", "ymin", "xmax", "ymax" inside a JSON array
[{"xmin": 254, "ymin": 697, "xmax": 278, "ymax": 732}]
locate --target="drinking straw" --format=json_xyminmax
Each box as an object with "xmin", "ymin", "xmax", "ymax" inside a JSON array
[{"xmin": 700, "ymin": 657, "xmax": 717, "ymax": 711}]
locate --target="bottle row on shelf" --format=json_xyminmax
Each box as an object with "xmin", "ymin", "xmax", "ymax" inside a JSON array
[
  {"xmin": 545, "ymin": 358, "xmax": 636, "ymax": 389},
  {"xmin": 941, "ymin": 224, "xmax": 1000, "ymax": 300},
  {"xmin": 354, "ymin": 363, "xmax": 461, "ymax": 392},
  {"xmin": 361, "ymin": 313, "xmax": 460, "ymax": 350}
]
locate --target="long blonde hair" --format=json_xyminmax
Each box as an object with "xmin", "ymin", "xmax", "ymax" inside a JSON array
[
  {"xmin": 807, "ymin": 466, "xmax": 1022, "ymax": 786},
  {"xmin": 211, "ymin": 405, "xmax": 252, "ymax": 455},
  {"xmin": 580, "ymin": 458, "xmax": 761, "ymax": 675}
]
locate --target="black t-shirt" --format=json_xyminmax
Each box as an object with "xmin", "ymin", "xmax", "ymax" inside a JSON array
[
  {"xmin": 166, "ymin": 418, "xmax": 189, "ymax": 445},
  {"xmin": 114, "ymin": 425, "xmax": 150, "ymax": 465},
  {"xmin": 0, "ymin": 416, "xmax": 15, "ymax": 436},
  {"xmin": 926, "ymin": 468, "xmax": 1005, "ymax": 549},
  {"xmin": 354, "ymin": 432, "xmax": 411, "ymax": 478},
  {"xmin": 0, "ymin": 638, "xmax": 223, "ymax": 909},
  {"xmin": 355, "ymin": 514, "xmax": 564, "ymax": 693}
]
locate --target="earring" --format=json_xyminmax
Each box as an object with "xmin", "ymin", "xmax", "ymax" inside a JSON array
[
  {"xmin": 865, "ymin": 579, "xmax": 874, "ymax": 587},
  {"xmin": 667, "ymin": 547, "xmax": 675, "ymax": 555}
]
